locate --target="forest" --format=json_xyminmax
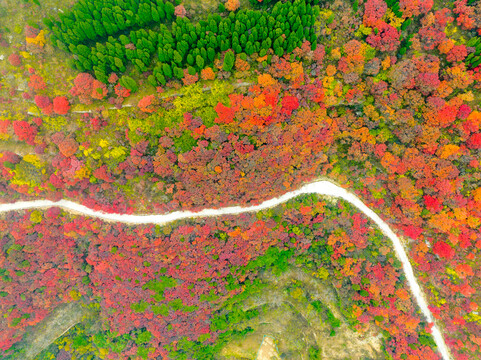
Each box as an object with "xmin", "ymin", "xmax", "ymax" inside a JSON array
[
  {"xmin": 0, "ymin": 0, "xmax": 481, "ymax": 358},
  {"xmin": 1, "ymin": 196, "xmax": 438, "ymax": 359}
]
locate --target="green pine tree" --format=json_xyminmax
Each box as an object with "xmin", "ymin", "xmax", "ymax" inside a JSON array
[
  {"xmin": 173, "ymin": 50, "xmax": 183, "ymax": 64},
  {"xmin": 165, "ymin": 2, "xmax": 175, "ymax": 21},
  {"xmin": 222, "ymin": 50, "xmax": 235, "ymax": 72},
  {"xmin": 207, "ymin": 47, "xmax": 216, "ymax": 62},
  {"xmin": 173, "ymin": 66, "xmax": 184, "ymax": 79},
  {"xmin": 119, "ymin": 75, "xmax": 138, "ymax": 92},
  {"xmin": 196, "ymin": 55, "xmax": 205, "ymax": 69},
  {"xmin": 151, "ymin": 5, "xmax": 160, "ymax": 22},
  {"xmin": 148, "ymin": 74, "xmax": 158, "ymax": 87},
  {"xmin": 162, "ymin": 63, "xmax": 173, "ymax": 78}
]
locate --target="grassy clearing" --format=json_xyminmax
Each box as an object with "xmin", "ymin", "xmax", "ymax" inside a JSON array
[{"xmin": 14, "ymin": 300, "xmax": 93, "ymax": 360}]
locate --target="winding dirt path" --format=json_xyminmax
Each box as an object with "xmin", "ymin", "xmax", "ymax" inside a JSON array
[{"xmin": 0, "ymin": 179, "xmax": 451, "ymax": 360}]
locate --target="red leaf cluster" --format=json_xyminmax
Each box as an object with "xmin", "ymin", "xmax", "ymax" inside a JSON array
[
  {"xmin": 215, "ymin": 102, "xmax": 236, "ymax": 124},
  {"xmin": 446, "ymin": 45, "xmax": 468, "ymax": 63},
  {"xmin": 114, "ymin": 83, "xmax": 131, "ymax": 98},
  {"xmin": 138, "ymin": 95, "xmax": 156, "ymax": 113},
  {"xmin": 90, "ymin": 80, "xmax": 108, "ymax": 100}
]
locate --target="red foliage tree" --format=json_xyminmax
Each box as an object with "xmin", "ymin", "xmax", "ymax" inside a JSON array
[
  {"xmin": 424, "ymin": 195, "xmax": 443, "ymax": 212},
  {"xmin": 366, "ymin": 21, "xmax": 400, "ymax": 52},
  {"xmin": 417, "ymin": 73, "xmax": 440, "ymax": 95},
  {"xmin": 115, "ymin": 83, "xmax": 131, "ymax": 98},
  {"xmin": 53, "ymin": 96, "xmax": 70, "ymax": 115},
  {"xmin": 24, "ymin": 25, "xmax": 40, "ymax": 38},
  {"xmin": 201, "ymin": 67, "xmax": 216, "ymax": 81},
  {"xmin": 182, "ymin": 68, "xmax": 199, "ymax": 86},
  {"xmin": 34, "ymin": 95, "xmax": 53, "ymax": 115},
  {"xmin": 363, "ymin": 0, "xmax": 387, "ymax": 27},
  {"xmin": 457, "ymin": 104, "xmax": 471, "ymax": 119},
  {"xmin": 225, "ymin": 0, "xmax": 240, "ymax": 11},
  {"xmin": 435, "ymin": 105, "xmax": 458, "ymax": 128},
  {"xmin": 418, "ymin": 26, "xmax": 446, "ymax": 51},
  {"xmin": 467, "ymin": 133, "xmax": 481, "ymax": 149},
  {"xmin": 0, "ymin": 120, "xmax": 9, "ymax": 136},
  {"xmin": 34, "ymin": 95, "xmax": 50, "ymax": 108},
  {"xmin": 215, "ymin": 102, "xmax": 236, "ymax": 124},
  {"xmin": 454, "ymin": 0, "xmax": 475, "ymax": 30},
  {"xmin": 446, "ymin": 45, "xmax": 468, "ymax": 62},
  {"xmin": 90, "ymin": 80, "xmax": 108, "ymax": 100},
  {"xmin": 70, "ymin": 73, "xmax": 95, "ymax": 104},
  {"xmin": 434, "ymin": 8, "xmax": 454, "ymax": 29},
  {"xmin": 13, "ymin": 121, "xmax": 37, "ymax": 145},
  {"xmin": 399, "ymin": 0, "xmax": 433, "ymax": 18},
  {"xmin": 313, "ymin": 45, "xmax": 325, "ymax": 65},
  {"xmin": 433, "ymin": 240, "xmax": 455, "ymax": 259},
  {"xmin": 281, "ymin": 95, "xmax": 300, "ymax": 115},
  {"xmin": 108, "ymin": 73, "xmax": 119, "ymax": 84},
  {"xmin": 93, "ymin": 165, "xmax": 115, "ymax": 183}
]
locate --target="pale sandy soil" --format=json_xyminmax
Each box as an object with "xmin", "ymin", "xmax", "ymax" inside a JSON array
[{"xmin": 256, "ymin": 336, "xmax": 280, "ymax": 360}]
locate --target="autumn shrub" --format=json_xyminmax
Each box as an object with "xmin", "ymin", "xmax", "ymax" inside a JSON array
[
  {"xmin": 174, "ymin": 4, "xmax": 187, "ymax": 18},
  {"xmin": 138, "ymin": 95, "xmax": 156, "ymax": 113},
  {"xmin": 28, "ymin": 74, "xmax": 46, "ymax": 91},
  {"xmin": 8, "ymin": 53, "xmax": 21, "ymax": 67},
  {"xmin": 58, "ymin": 137, "xmax": 79, "ymax": 158},
  {"xmin": 225, "ymin": 0, "xmax": 240, "ymax": 12}
]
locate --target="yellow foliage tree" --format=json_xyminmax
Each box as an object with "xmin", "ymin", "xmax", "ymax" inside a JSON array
[{"xmin": 26, "ymin": 30, "xmax": 47, "ymax": 47}]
